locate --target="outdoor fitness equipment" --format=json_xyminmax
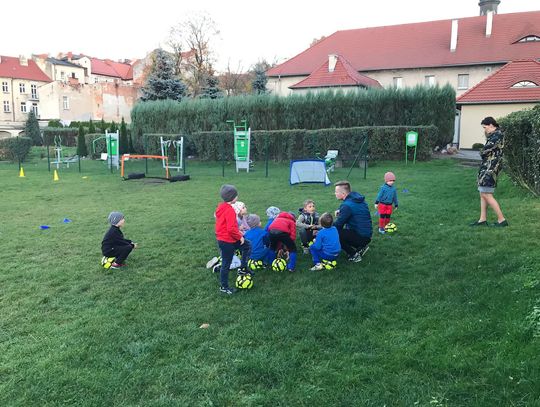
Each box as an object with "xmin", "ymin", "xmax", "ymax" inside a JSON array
[
  {"xmin": 227, "ymin": 119, "xmax": 251, "ymax": 173},
  {"xmin": 50, "ymin": 135, "xmax": 79, "ymax": 169},
  {"xmin": 160, "ymin": 136, "xmax": 184, "ymax": 172},
  {"xmin": 92, "ymin": 130, "xmax": 120, "ymax": 170}
]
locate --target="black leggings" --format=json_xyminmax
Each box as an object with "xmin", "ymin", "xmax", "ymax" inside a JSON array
[
  {"xmin": 103, "ymin": 245, "xmax": 132, "ymax": 264},
  {"xmin": 269, "ymin": 230, "xmax": 297, "ymax": 253},
  {"xmin": 338, "ymin": 229, "xmax": 371, "ymax": 256}
]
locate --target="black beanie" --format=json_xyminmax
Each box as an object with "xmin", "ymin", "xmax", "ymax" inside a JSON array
[{"xmin": 220, "ymin": 184, "xmax": 238, "ymax": 202}]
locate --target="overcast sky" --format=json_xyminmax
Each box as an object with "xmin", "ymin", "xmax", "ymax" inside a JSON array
[{"xmin": 2, "ymin": 0, "xmax": 536, "ymax": 72}]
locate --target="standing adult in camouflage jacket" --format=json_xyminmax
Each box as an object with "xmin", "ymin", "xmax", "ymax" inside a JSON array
[{"xmin": 470, "ymin": 117, "xmax": 508, "ymax": 227}]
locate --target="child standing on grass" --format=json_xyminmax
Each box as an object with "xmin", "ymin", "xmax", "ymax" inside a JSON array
[
  {"xmin": 375, "ymin": 172, "xmax": 399, "ymax": 234},
  {"xmin": 296, "ymin": 199, "xmax": 321, "ymax": 254},
  {"xmin": 214, "ymin": 185, "xmax": 251, "ymax": 295},
  {"xmin": 309, "ymin": 213, "xmax": 341, "ymax": 271},
  {"xmin": 268, "ymin": 211, "xmax": 297, "ymax": 272},
  {"xmin": 101, "ymin": 211, "xmax": 138, "ymax": 269}
]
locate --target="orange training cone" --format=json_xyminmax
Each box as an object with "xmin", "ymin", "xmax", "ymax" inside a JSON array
[
  {"xmin": 53, "ymin": 170, "xmax": 59, "ymax": 181},
  {"xmin": 19, "ymin": 167, "xmax": 25, "ymax": 177}
]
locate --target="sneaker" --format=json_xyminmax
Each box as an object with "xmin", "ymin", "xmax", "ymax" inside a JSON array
[
  {"xmin": 212, "ymin": 264, "xmax": 221, "ymax": 273},
  {"xmin": 206, "ymin": 256, "xmax": 220, "ymax": 269},
  {"xmin": 310, "ymin": 263, "xmax": 324, "ymax": 271},
  {"xmin": 303, "ymin": 247, "xmax": 310, "ymax": 255},
  {"xmin": 219, "ymin": 286, "xmax": 236, "ymax": 295},
  {"xmin": 110, "ymin": 262, "xmax": 126, "ymax": 269},
  {"xmin": 237, "ymin": 267, "xmax": 250, "ymax": 276},
  {"xmin": 469, "ymin": 220, "xmax": 488, "ymax": 227},
  {"xmin": 492, "ymin": 220, "xmax": 509, "ymax": 227},
  {"xmin": 378, "ymin": 228, "xmax": 386, "ymax": 234},
  {"xmin": 348, "ymin": 252, "xmax": 362, "ymax": 263},
  {"xmin": 288, "ymin": 268, "xmax": 296, "ymax": 273},
  {"xmin": 358, "ymin": 245, "xmax": 370, "ymax": 257}
]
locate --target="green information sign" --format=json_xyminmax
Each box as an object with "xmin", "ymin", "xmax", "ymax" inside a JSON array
[{"xmin": 405, "ymin": 131, "xmax": 418, "ymax": 164}]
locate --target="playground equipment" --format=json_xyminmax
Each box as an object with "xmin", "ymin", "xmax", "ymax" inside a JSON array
[
  {"xmin": 121, "ymin": 154, "xmax": 169, "ymax": 180},
  {"xmin": 160, "ymin": 136, "xmax": 184, "ymax": 172},
  {"xmin": 290, "ymin": 159, "xmax": 331, "ymax": 186},
  {"xmin": 405, "ymin": 131, "xmax": 418, "ymax": 164},
  {"xmin": 227, "ymin": 120, "xmax": 251, "ymax": 172},
  {"xmin": 317, "ymin": 150, "xmax": 339, "ymax": 172},
  {"xmin": 92, "ymin": 131, "xmax": 120, "ymax": 170},
  {"xmin": 50, "ymin": 135, "xmax": 79, "ymax": 169}
]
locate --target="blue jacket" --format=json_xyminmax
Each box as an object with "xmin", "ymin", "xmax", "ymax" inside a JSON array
[
  {"xmin": 244, "ymin": 227, "xmax": 269, "ymax": 260},
  {"xmin": 375, "ymin": 183, "xmax": 398, "ymax": 207},
  {"xmin": 333, "ymin": 191, "xmax": 372, "ymax": 238},
  {"xmin": 311, "ymin": 226, "xmax": 341, "ymax": 257}
]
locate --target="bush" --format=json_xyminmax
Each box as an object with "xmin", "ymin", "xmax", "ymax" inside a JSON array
[
  {"xmin": 471, "ymin": 143, "xmax": 484, "ymax": 150},
  {"xmin": 0, "ymin": 137, "xmax": 33, "ymax": 162},
  {"xmin": 499, "ymin": 105, "xmax": 540, "ymax": 196},
  {"xmin": 85, "ymin": 133, "xmax": 107, "ymax": 158},
  {"xmin": 42, "ymin": 128, "xmax": 79, "ymax": 147}
]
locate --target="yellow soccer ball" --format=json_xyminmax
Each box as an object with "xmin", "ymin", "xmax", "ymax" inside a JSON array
[
  {"xmin": 385, "ymin": 223, "xmax": 397, "ymax": 233},
  {"xmin": 271, "ymin": 258, "xmax": 287, "ymax": 272},
  {"xmin": 322, "ymin": 259, "xmax": 337, "ymax": 270},
  {"xmin": 101, "ymin": 256, "xmax": 115, "ymax": 270},
  {"xmin": 235, "ymin": 274, "xmax": 254, "ymax": 289}
]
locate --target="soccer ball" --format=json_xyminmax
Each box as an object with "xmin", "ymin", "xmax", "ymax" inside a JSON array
[
  {"xmin": 236, "ymin": 273, "xmax": 254, "ymax": 289},
  {"xmin": 235, "ymin": 249, "xmax": 242, "ymax": 260},
  {"xmin": 272, "ymin": 258, "xmax": 287, "ymax": 272},
  {"xmin": 248, "ymin": 259, "xmax": 264, "ymax": 272},
  {"xmin": 101, "ymin": 256, "xmax": 115, "ymax": 270},
  {"xmin": 322, "ymin": 259, "xmax": 337, "ymax": 270},
  {"xmin": 385, "ymin": 223, "xmax": 397, "ymax": 233}
]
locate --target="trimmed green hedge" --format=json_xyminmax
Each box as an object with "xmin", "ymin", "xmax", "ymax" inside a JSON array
[
  {"xmin": 42, "ymin": 128, "xmax": 79, "ymax": 147},
  {"xmin": 131, "ymin": 86, "xmax": 455, "ymax": 149},
  {"xmin": 142, "ymin": 126, "xmax": 437, "ymax": 162},
  {"xmin": 499, "ymin": 105, "xmax": 540, "ymax": 196},
  {"xmin": 0, "ymin": 137, "xmax": 32, "ymax": 162}
]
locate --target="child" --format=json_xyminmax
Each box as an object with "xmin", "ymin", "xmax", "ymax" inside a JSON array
[
  {"xmin": 309, "ymin": 212, "xmax": 341, "ymax": 271},
  {"xmin": 214, "ymin": 184, "xmax": 251, "ymax": 295},
  {"xmin": 375, "ymin": 172, "xmax": 399, "ymax": 234},
  {"xmin": 264, "ymin": 206, "xmax": 280, "ymax": 231},
  {"xmin": 296, "ymin": 199, "xmax": 321, "ymax": 254},
  {"xmin": 244, "ymin": 214, "xmax": 272, "ymax": 266},
  {"xmin": 232, "ymin": 201, "xmax": 249, "ymax": 233},
  {"xmin": 101, "ymin": 211, "xmax": 138, "ymax": 269},
  {"xmin": 268, "ymin": 211, "xmax": 297, "ymax": 272}
]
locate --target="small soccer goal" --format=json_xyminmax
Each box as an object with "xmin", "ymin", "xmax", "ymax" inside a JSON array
[{"xmin": 290, "ymin": 159, "xmax": 331, "ymax": 186}]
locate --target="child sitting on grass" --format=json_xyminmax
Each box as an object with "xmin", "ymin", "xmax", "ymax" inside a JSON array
[
  {"xmin": 296, "ymin": 199, "xmax": 321, "ymax": 254},
  {"xmin": 244, "ymin": 214, "xmax": 272, "ymax": 268},
  {"xmin": 264, "ymin": 206, "xmax": 280, "ymax": 231},
  {"xmin": 101, "ymin": 211, "xmax": 138, "ymax": 269},
  {"xmin": 375, "ymin": 172, "xmax": 399, "ymax": 234},
  {"xmin": 309, "ymin": 212, "xmax": 341, "ymax": 271},
  {"xmin": 232, "ymin": 201, "xmax": 249, "ymax": 233}
]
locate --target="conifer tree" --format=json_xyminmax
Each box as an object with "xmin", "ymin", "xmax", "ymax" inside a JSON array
[
  {"xmin": 110, "ymin": 121, "xmax": 118, "ymax": 133},
  {"xmin": 25, "ymin": 111, "xmax": 42, "ymax": 146},
  {"xmin": 77, "ymin": 125, "xmax": 88, "ymax": 157},
  {"xmin": 119, "ymin": 118, "xmax": 128, "ymax": 154},
  {"xmin": 100, "ymin": 119, "xmax": 107, "ymax": 133},
  {"xmin": 200, "ymin": 75, "xmax": 223, "ymax": 99},
  {"xmin": 88, "ymin": 119, "xmax": 96, "ymax": 134},
  {"xmin": 252, "ymin": 65, "xmax": 268, "ymax": 94},
  {"xmin": 141, "ymin": 48, "xmax": 186, "ymax": 101}
]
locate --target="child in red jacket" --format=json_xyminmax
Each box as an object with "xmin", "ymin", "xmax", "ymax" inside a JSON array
[
  {"xmin": 268, "ymin": 211, "xmax": 297, "ymax": 272},
  {"xmin": 214, "ymin": 184, "xmax": 251, "ymax": 295}
]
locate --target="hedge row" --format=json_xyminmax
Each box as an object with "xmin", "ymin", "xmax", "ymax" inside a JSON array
[
  {"xmin": 131, "ymin": 86, "xmax": 455, "ymax": 149},
  {"xmin": 0, "ymin": 137, "xmax": 32, "ymax": 162},
  {"xmin": 499, "ymin": 105, "xmax": 540, "ymax": 196},
  {"xmin": 42, "ymin": 128, "xmax": 79, "ymax": 147},
  {"xmin": 143, "ymin": 126, "xmax": 437, "ymax": 162}
]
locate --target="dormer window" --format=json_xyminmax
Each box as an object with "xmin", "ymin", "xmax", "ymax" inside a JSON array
[
  {"xmin": 511, "ymin": 81, "xmax": 538, "ymax": 88},
  {"xmin": 517, "ymin": 35, "xmax": 540, "ymax": 43}
]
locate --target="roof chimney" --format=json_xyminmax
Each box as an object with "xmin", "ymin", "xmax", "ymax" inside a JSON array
[
  {"xmin": 19, "ymin": 55, "xmax": 28, "ymax": 66},
  {"xmin": 450, "ymin": 20, "xmax": 459, "ymax": 52},
  {"xmin": 328, "ymin": 54, "xmax": 338, "ymax": 73},
  {"xmin": 485, "ymin": 11, "xmax": 494, "ymax": 37},
  {"xmin": 479, "ymin": 0, "xmax": 500, "ymax": 16}
]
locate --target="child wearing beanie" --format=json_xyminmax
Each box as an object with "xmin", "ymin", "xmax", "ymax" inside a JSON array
[
  {"xmin": 101, "ymin": 211, "xmax": 138, "ymax": 268},
  {"xmin": 232, "ymin": 201, "xmax": 249, "ymax": 233},
  {"xmin": 375, "ymin": 172, "xmax": 399, "ymax": 234},
  {"xmin": 264, "ymin": 206, "xmax": 280, "ymax": 231},
  {"xmin": 213, "ymin": 184, "xmax": 251, "ymax": 295},
  {"xmin": 244, "ymin": 214, "xmax": 272, "ymax": 268}
]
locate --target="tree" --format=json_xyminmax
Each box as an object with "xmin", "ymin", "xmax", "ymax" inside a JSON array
[
  {"xmin": 77, "ymin": 125, "xmax": 88, "ymax": 157},
  {"xmin": 119, "ymin": 118, "xmax": 128, "ymax": 154},
  {"xmin": 88, "ymin": 120, "xmax": 96, "ymax": 134},
  {"xmin": 110, "ymin": 121, "xmax": 118, "ymax": 133},
  {"xmin": 220, "ymin": 61, "xmax": 250, "ymax": 96},
  {"xmin": 140, "ymin": 48, "xmax": 186, "ymax": 101},
  {"xmin": 25, "ymin": 111, "xmax": 42, "ymax": 146},
  {"xmin": 200, "ymin": 75, "xmax": 223, "ymax": 99},
  {"xmin": 251, "ymin": 62, "xmax": 270, "ymax": 95},
  {"xmin": 128, "ymin": 134, "xmax": 135, "ymax": 153},
  {"xmin": 167, "ymin": 12, "xmax": 219, "ymax": 97},
  {"xmin": 100, "ymin": 119, "xmax": 107, "ymax": 133}
]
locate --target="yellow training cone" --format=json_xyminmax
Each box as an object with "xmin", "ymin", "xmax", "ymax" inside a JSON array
[
  {"xmin": 53, "ymin": 170, "xmax": 59, "ymax": 181},
  {"xmin": 19, "ymin": 167, "xmax": 25, "ymax": 177}
]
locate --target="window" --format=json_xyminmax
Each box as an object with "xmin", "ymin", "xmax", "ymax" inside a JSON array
[
  {"xmin": 30, "ymin": 84, "xmax": 38, "ymax": 99},
  {"xmin": 3, "ymin": 101, "xmax": 10, "ymax": 112},
  {"xmin": 425, "ymin": 75, "xmax": 436, "ymax": 87},
  {"xmin": 518, "ymin": 35, "xmax": 540, "ymax": 43},
  {"xmin": 31, "ymin": 102, "xmax": 38, "ymax": 116},
  {"xmin": 63, "ymin": 96, "xmax": 70, "ymax": 110},
  {"xmin": 60, "ymin": 71, "xmax": 65, "ymax": 81},
  {"xmin": 457, "ymin": 74, "xmax": 469, "ymax": 89},
  {"xmin": 2, "ymin": 81, "xmax": 8, "ymax": 92},
  {"xmin": 20, "ymin": 102, "xmax": 27, "ymax": 113},
  {"xmin": 511, "ymin": 81, "xmax": 538, "ymax": 88},
  {"xmin": 71, "ymin": 72, "xmax": 76, "ymax": 79},
  {"xmin": 393, "ymin": 77, "xmax": 403, "ymax": 88},
  {"xmin": 19, "ymin": 83, "xmax": 26, "ymax": 93}
]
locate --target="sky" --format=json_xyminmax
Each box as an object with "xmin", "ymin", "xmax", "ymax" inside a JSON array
[{"xmin": 2, "ymin": 0, "xmax": 537, "ymax": 72}]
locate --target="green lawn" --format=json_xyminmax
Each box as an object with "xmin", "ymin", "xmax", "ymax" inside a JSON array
[{"xmin": 0, "ymin": 152, "xmax": 539, "ymax": 406}]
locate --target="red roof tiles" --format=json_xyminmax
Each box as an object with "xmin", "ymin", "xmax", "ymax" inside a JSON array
[
  {"xmin": 0, "ymin": 55, "xmax": 51, "ymax": 82},
  {"xmin": 268, "ymin": 11, "xmax": 540, "ymax": 77},
  {"xmin": 457, "ymin": 59, "xmax": 540, "ymax": 103},
  {"xmin": 290, "ymin": 54, "xmax": 381, "ymax": 89},
  {"xmin": 90, "ymin": 58, "xmax": 133, "ymax": 80}
]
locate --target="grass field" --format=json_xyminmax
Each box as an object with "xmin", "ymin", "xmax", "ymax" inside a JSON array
[{"xmin": 0, "ymin": 150, "xmax": 539, "ymax": 406}]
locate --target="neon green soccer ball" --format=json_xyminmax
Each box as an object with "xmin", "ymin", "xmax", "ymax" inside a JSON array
[
  {"xmin": 272, "ymin": 258, "xmax": 287, "ymax": 272},
  {"xmin": 385, "ymin": 223, "xmax": 397, "ymax": 233},
  {"xmin": 248, "ymin": 259, "xmax": 264, "ymax": 272},
  {"xmin": 322, "ymin": 259, "xmax": 337, "ymax": 270},
  {"xmin": 235, "ymin": 274, "xmax": 254, "ymax": 289},
  {"xmin": 101, "ymin": 256, "xmax": 115, "ymax": 270}
]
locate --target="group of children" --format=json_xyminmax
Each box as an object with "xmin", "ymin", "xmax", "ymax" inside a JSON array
[{"xmin": 99, "ymin": 171, "xmax": 399, "ymax": 296}]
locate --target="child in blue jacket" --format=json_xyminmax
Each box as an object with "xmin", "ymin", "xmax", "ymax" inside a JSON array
[
  {"xmin": 309, "ymin": 212, "xmax": 341, "ymax": 271},
  {"xmin": 375, "ymin": 171, "xmax": 398, "ymax": 234},
  {"xmin": 244, "ymin": 214, "xmax": 272, "ymax": 268}
]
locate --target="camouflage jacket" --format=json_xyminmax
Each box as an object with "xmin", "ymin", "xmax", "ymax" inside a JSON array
[{"xmin": 477, "ymin": 129, "xmax": 504, "ymax": 188}]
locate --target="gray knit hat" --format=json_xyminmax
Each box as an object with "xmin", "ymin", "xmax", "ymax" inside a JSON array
[
  {"xmin": 220, "ymin": 184, "xmax": 238, "ymax": 202},
  {"xmin": 246, "ymin": 214, "xmax": 261, "ymax": 229},
  {"xmin": 266, "ymin": 206, "xmax": 280, "ymax": 218},
  {"xmin": 108, "ymin": 211, "xmax": 124, "ymax": 225}
]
